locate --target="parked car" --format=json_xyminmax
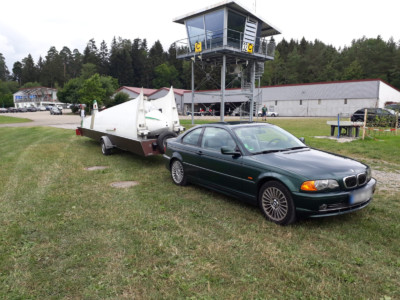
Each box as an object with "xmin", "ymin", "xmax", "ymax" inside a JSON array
[
  {"xmin": 50, "ymin": 107, "xmax": 62, "ymax": 115},
  {"xmin": 27, "ymin": 106, "xmax": 37, "ymax": 112},
  {"xmin": 18, "ymin": 107, "xmax": 28, "ymax": 112},
  {"xmin": 0, "ymin": 108, "xmax": 8, "ymax": 113},
  {"xmin": 46, "ymin": 105, "xmax": 53, "ymax": 111},
  {"xmin": 351, "ymin": 108, "xmax": 400, "ymax": 127},
  {"xmin": 38, "ymin": 106, "xmax": 46, "ymax": 111},
  {"xmin": 385, "ymin": 103, "xmax": 400, "ymax": 112},
  {"xmin": 164, "ymin": 122, "xmax": 376, "ymax": 225},
  {"xmin": 8, "ymin": 107, "xmax": 17, "ymax": 113},
  {"xmin": 258, "ymin": 110, "xmax": 279, "ymax": 117}
]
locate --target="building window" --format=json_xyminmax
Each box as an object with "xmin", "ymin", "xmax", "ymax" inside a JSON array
[
  {"xmin": 186, "ymin": 16, "xmax": 205, "ymax": 51},
  {"xmin": 275, "ymin": 100, "xmax": 278, "ymax": 106},
  {"xmin": 318, "ymin": 99, "xmax": 321, "ymax": 105},
  {"xmin": 300, "ymin": 100, "xmax": 302, "ymax": 105},
  {"xmin": 344, "ymin": 99, "xmax": 348, "ymax": 105}
]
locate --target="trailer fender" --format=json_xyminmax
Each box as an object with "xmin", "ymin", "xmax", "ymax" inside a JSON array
[
  {"xmin": 100, "ymin": 136, "xmax": 114, "ymax": 156},
  {"xmin": 157, "ymin": 131, "xmax": 177, "ymax": 154}
]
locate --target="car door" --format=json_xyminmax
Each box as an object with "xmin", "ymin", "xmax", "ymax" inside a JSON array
[
  {"xmin": 195, "ymin": 127, "xmax": 246, "ymax": 195},
  {"xmin": 178, "ymin": 127, "xmax": 204, "ymax": 178},
  {"xmin": 367, "ymin": 108, "xmax": 377, "ymax": 121}
]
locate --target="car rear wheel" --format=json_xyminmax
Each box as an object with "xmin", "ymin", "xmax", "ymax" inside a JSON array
[
  {"xmin": 259, "ymin": 181, "xmax": 296, "ymax": 225},
  {"xmin": 171, "ymin": 159, "xmax": 187, "ymax": 186}
]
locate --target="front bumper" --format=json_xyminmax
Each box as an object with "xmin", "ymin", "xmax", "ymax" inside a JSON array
[{"xmin": 293, "ymin": 178, "xmax": 377, "ymax": 218}]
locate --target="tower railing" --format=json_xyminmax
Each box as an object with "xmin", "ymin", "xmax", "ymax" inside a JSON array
[{"xmin": 175, "ymin": 28, "xmax": 276, "ymax": 58}]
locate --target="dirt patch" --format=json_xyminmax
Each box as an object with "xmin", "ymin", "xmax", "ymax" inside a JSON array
[
  {"xmin": 85, "ymin": 166, "xmax": 109, "ymax": 171},
  {"xmin": 110, "ymin": 181, "xmax": 139, "ymax": 188}
]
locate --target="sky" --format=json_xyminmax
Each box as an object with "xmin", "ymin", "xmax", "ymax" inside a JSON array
[{"xmin": 1, "ymin": 0, "xmax": 399, "ymax": 72}]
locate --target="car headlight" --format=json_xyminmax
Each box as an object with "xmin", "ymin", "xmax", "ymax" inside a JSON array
[
  {"xmin": 366, "ymin": 167, "xmax": 372, "ymax": 182},
  {"xmin": 301, "ymin": 179, "xmax": 339, "ymax": 191}
]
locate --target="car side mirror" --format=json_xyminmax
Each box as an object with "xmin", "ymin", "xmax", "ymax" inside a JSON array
[
  {"xmin": 299, "ymin": 137, "xmax": 305, "ymax": 144},
  {"xmin": 221, "ymin": 146, "xmax": 241, "ymax": 156}
]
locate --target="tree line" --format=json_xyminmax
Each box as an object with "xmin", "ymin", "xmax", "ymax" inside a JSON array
[
  {"xmin": 1, "ymin": 35, "xmax": 400, "ymax": 108},
  {"xmin": 262, "ymin": 36, "xmax": 400, "ymax": 88}
]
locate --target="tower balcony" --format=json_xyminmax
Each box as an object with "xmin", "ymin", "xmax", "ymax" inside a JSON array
[{"xmin": 175, "ymin": 28, "xmax": 276, "ymax": 63}]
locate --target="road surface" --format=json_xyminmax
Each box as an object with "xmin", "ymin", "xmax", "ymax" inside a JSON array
[{"xmin": 0, "ymin": 110, "xmax": 81, "ymax": 129}]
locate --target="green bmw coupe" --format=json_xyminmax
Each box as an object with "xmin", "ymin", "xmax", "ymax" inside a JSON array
[{"xmin": 164, "ymin": 122, "xmax": 376, "ymax": 225}]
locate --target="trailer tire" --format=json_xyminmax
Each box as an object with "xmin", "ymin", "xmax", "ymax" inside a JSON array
[
  {"xmin": 157, "ymin": 131, "xmax": 177, "ymax": 153},
  {"xmin": 101, "ymin": 138, "xmax": 112, "ymax": 156}
]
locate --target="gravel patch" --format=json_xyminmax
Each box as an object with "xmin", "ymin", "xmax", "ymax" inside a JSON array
[{"xmin": 372, "ymin": 170, "xmax": 400, "ymax": 192}]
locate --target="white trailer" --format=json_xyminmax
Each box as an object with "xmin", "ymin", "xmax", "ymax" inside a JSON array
[{"xmin": 76, "ymin": 87, "xmax": 184, "ymax": 156}]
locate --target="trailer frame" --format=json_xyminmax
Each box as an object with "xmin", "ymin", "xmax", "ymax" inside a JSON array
[{"xmin": 77, "ymin": 127, "xmax": 163, "ymax": 157}]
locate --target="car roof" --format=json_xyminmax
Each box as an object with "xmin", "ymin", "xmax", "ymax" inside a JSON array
[{"xmin": 196, "ymin": 121, "xmax": 274, "ymax": 129}]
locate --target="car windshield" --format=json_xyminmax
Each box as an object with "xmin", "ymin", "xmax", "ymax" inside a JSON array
[{"xmin": 233, "ymin": 125, "xmax": 307, "ymax": 154}]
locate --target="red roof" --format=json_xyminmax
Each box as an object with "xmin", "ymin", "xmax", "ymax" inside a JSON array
[
  {"xmin": 149, "ymin": 87, "xmax": 190, "ymax": 96},
  {"xmin": 117, "ymin": 86, "xmax": 190, "ymax": 97},
  {"xmin": 116, "ymin": 86, "xmax": 157, "ymax": 96}
]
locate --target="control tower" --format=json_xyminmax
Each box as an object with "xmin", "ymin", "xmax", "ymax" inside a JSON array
[{"xmin": 173, "ymin": 0, "xmax": 281, "ymax": 121}]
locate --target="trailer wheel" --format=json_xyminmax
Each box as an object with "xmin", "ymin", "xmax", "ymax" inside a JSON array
[
  {"xmin": 157, "ymin": 131, "xmax": 177, "ymax": 153},
  {"xmin": 101, "ymin": 139, "xmax": 112, "ymax": 156}
]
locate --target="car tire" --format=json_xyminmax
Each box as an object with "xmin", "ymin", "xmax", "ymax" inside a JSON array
[
  {"xmin": 271, "ymin": 113, "xmax": 276, "ymax": 117},
  {"xmin": 101, "ymin": 139, "xmax": 112, "ymax": 156},
  {"xmin": 170, "ymin": 159, "xmax": 187, "ymax": 186},
  {"xmin": 157, "ymin": 131, "xmax": 177, "ymax": 154},
  {"xmin": 259, "ymin": 181, "xmax": 296, "ymax": 225}
]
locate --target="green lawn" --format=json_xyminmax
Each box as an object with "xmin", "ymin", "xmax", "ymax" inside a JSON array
[
  {"xmin": 0, "ymin": 115, "xmax": 31, "ymax": 124},
  {"xmin": 0, "ymin": 122, "xmax": 399, "ymax": 299}
]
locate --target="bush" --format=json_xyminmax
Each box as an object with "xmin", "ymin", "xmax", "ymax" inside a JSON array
[{"xmin": 369, "ymin": 116, "xmax": 397, "ymax": 128}]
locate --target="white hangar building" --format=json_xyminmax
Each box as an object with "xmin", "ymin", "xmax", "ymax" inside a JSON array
[{"xmin": 181, "ymin": 79, "xmax": 400, "ymax": 116}]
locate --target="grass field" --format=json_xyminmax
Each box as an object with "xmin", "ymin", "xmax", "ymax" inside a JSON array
[
  {"xmin": 0, "ymin": 119, "xmax": 399, "ymax": 299},
  {"xmin": 0, "ymin": 115, "xmax": 31, "ymax": 124}
]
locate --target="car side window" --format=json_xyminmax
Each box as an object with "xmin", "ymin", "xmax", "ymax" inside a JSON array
[
  {"xmin": 201, "ymin": 127, "xmax": 236, "ymax": 151},
  {"xmin": 182, "ymin": 128, "xmax": 203, "ymax": 146},
  {"xmin": 379, "ymin": 109, "xmax": 390, "ymax": 115}
]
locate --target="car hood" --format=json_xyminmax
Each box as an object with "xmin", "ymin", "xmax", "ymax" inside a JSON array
[{"xmin": 250, "ymin": 148, "xmax": 367, "ymax": 179}]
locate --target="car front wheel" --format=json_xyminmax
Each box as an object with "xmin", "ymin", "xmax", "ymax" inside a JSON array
[
  {"xmin": 259, "ymin": 181, "xmax": 296, "ymax": 225},
  {"xmin": 171, "ymin": 159, "xmax": 187, "ymax": 186}
]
